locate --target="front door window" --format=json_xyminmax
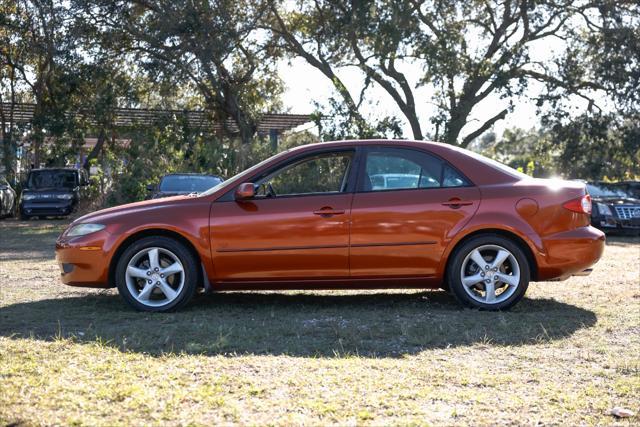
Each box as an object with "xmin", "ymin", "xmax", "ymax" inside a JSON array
[{"xmin": 256, "ymin": 152, "xmax": 353, "ymax": 197}]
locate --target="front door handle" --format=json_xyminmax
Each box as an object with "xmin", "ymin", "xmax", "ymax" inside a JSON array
[
  {"xmin": 442, "ymin": 198, "xmax": 473, "ymax": 209},
  {"xmin": 313, "ymin": 207, "xmax": 345, "ymax": 216}
]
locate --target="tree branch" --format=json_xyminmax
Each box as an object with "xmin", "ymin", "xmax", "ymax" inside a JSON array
[{"xmin": 461, "ymin": 108, "xmax": 508, "ymax": 148}]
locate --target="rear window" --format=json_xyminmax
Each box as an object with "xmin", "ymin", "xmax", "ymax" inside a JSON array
[{"xmin": 457, "ymin": 148, "xmax": 530, "ymax": 179}]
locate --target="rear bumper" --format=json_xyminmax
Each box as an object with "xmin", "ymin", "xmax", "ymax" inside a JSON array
[{"xmin": 536, "ymin": 226, "xmax": 606, "ymax": 281}]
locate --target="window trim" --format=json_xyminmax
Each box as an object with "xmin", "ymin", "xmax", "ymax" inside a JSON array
[
  {"xmin": 355, "ymin": 145, "xmax": 474, "ymax": 194},
  {"xmin": 216, "ymin": 146, "xmax": 361, "ymax": 202}
]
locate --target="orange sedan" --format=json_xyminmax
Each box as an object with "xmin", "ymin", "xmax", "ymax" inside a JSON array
[{"xmin": 56, "ymin": 140, "xmax": 605, "ymax": 311}]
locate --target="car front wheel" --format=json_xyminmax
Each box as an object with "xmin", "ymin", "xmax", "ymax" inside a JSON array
[
  {"xmin": 447, "ymin": 234, "xmax": 530, "ymax": 310},
  {"xmin": 115, "ymin": 236, "xmax": 198, "ymax": 312}
]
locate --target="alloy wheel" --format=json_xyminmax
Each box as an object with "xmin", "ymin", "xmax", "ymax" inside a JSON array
[
  {"xmin": 125, "ymin": 247, "xmax": 185, "ymax": 307},
  {"xmin": 459, "ymin": 244, "xmax": 521, "ymax": 305}
]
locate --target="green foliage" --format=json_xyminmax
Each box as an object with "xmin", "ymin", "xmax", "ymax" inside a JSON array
[
  {"xmin": 2, "ymin": 0, "xmax": 638, "ymax": 202},
  {"xmin": 104, "ymin": 124, "xmax": 315, "ymax": 206},
  {"xmin": 269, "ymin": 0, "xmax": 639, "ymax": 147},
  {"xmin": 473, "ymin": 128, "xmax": 557, "ymax": 178},
  {"xmin": 479, "ymin": 112, "xmax": 640, "ymax": 181},
  {"xmin": 545, "ymin": 113, "xmax": 640, "ymax": 181}
]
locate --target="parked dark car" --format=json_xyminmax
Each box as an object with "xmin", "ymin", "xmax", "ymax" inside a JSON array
[
  {"xmin": 20, "ymin": 168, "xmax": 89, "ymax": 219},
  {"xmin": 0, "ymin": 175, "xmax": 16, "ymax": 218},
  {"xmin": 587, "ymin": 182, "xmax": 640, "ymax": 235},
  {"xmin": 147, "ymin": 173, "xmax": 223, "ymax": 199}
]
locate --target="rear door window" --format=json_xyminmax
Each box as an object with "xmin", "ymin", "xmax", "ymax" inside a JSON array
[{"xmin": 361, "ymin": 147, "xmax": 468, "ymax": 191}]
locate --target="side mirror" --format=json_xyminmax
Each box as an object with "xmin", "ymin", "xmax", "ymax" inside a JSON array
[
  {"xmin": 146, "ymin": 184, "xmax": 155, "ymax": 192},
  {"xmin": 234, "ymin": 182, "xmax": 256, "ymax": 200}
]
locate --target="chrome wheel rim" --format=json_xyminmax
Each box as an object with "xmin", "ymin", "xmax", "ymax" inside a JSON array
[
  {"xmin": 460, "ymin": 244, "xmax": 520, "ymax": 305},
  {"xmin": 125, "ymin": 247, "xmax": 185, "ymax": 307}
]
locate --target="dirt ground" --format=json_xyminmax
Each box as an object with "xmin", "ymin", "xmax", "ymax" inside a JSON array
[{"xmin": 1, "ymin": 219, "xmax": 638, "ymax": 426}]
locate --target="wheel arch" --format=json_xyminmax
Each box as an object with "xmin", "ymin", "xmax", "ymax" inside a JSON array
[
  {"xmin": 108, "ymin": 228, "xmax": 203, "ymax": 287},
  {"xmin": 443, "ymin": 228, "xmax": 539, "ymax": 282}
]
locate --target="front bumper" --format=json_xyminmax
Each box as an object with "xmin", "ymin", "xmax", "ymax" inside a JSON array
[
  {"xmin": 22, "ymin": 200, "xmax": 74, "ymax": 216},
  {"xmin": 536, "ymin": 225, "xmax": 606, "ymax": 281},
  {"xmin": 595, "ymin": 216, "xmax": 640, "ymax": 233},
  {"xmin": 55, "ymin": 231, "xmax": 112, "ymax": 287}
]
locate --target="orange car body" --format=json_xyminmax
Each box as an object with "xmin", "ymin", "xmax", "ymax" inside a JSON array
[{"xmin": 56, "ymin": 140, "xmax": 605, "ymax": 290}]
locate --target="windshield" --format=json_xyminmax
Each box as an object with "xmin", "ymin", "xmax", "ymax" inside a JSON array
[
  {"xmin": 586, "ymin": 183, "xmax": 631, "ymax": 198},
  {"xmin": 28, "ymin": 170, "xmax": 77, "ymax": 190},
  {"xmin": 159, "ymin": 175, "xmax": 223, "ymax": 192}
]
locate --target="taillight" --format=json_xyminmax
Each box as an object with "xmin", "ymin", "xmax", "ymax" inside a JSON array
[{"xmin": 563, "ymin": 194, "xmax": 592, "ymax": 214}]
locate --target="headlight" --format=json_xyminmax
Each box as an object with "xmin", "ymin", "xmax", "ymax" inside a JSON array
[
  {"xmin": 22, "ymin": 194, "xmax": 36, "ymax": 200},
  {"xmin": 596, "ymin": 202, "xmax": 612, "ymax": 216},
  {"xmin": 66, "ymin": 223, "xmax": 106, "ymax": 237},
  {"xmin": 58, "ymin": 194, "xmax": 73, "ymax": 200}
]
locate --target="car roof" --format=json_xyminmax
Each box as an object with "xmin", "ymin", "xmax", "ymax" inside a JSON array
[{"xmin": 29, "ymin": 168, "xmax": 79, "ymax": 172}]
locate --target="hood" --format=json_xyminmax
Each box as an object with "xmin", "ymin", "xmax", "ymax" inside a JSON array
[
  {"xmin": 152, "ymin": 190, "xmax": 196, "ymax": 198},
  {"xmin": 73, "ymin": 194, "xmax": 192, "ymax": 225}
]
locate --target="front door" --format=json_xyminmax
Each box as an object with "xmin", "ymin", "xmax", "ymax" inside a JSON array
[
  {"xmin": 210, "ymin": 150, "xmax": 356, "ymax": 283},
  {"xmin": 350, "ymin": 146, "xmax": 480, "ymax": 278}
]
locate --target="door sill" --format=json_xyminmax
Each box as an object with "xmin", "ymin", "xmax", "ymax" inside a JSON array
[{"xmin": 213, "ymin": 276, "xmax": 438, "ymax": 291}]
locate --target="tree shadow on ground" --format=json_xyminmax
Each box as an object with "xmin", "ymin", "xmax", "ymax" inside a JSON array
[{"xmin": 0, "ymin": 290, "xmax": 596, "ymax": 358}]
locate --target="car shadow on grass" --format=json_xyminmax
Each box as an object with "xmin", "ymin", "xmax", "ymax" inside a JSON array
[{"xmin": 0, "ymin": 290, "xmax": 596, "ymax": 358}]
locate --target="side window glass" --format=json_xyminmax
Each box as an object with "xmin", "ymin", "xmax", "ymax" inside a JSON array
[
  {"xmin": 443, "ymin": 165, "xmax": 468, "ymax": 188},
  {"xmin": 364, "ymin": 149, "xmax": 442, "ymax": 191},
  {"xmin": 256, "ymin": 152, "xmax": 353, "ymax": 197}
]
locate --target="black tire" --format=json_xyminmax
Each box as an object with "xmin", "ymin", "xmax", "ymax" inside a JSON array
[
  {"xmin": 19, "ymin": 210, "xmax": 30, "ymax": 220},
  {"xmin": 115, "ymin": 236, "xmax": 198, "ymax": 312},
  {"xmin": 446, "ymin": 234, "xmax": 530, "ymax": 310}
]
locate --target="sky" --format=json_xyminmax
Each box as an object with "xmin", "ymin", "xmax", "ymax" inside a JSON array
[{"xmin": 277, "ymin": 33, "xmax": 590, "ymax": 142}]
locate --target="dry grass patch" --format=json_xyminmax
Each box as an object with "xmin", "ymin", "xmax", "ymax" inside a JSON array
[{"xmin": 1, "ymin": 219, "xmax": 638, "ymax": 425}]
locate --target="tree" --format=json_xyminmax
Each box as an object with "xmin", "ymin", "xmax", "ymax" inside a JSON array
[
  {"xmin": 0, "ymin": 0, "xmax": 99, "ymax": 172},
  {"xmin": 474, "ymin": 127, "xmax": 557, "ymax": 177},
  {"xmin": 267, "ymin": 0, "xmax": 636, "ymax": 146},
  {"xmin": 546, "ymin": 113, "xmax": 639, "ymax": 180},
  {"xmin": 79, "ymin": 0, "xmax": 284, "ymax": 159}
]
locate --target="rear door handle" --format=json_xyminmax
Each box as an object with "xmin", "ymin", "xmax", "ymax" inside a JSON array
[
  {"xmin": 442, "ymin": 198, "xmax": 473, "ymax": 209},
  {"xmin": 313, "ymin": 207, "xmax": 345, "ymax": 216}
]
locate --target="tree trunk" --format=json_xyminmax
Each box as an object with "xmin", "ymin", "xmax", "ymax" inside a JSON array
[
  {"xmin": 0, "ymin": 72, "xmax": 17, "ymax": 182},
  {"xmin": 1, "ymin": 126, "xmax": 15, "ymax": 181},
  {"xmin": 83, "ymin": 128, "xmax": 106, "ymax": 173}
]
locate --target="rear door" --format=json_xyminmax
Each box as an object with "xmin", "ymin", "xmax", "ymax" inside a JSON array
[{"xmin": 350, "ymin": 146, "xmax": 480, "ymax": 278}]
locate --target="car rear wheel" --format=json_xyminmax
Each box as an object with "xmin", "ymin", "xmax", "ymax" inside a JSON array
[
  {"xmin": 115, "ymin": 236, "xmax": 198, "ymax": 312},
  {"xmin": 447, "ymin": 234, "xmax": 530, "ymax": 310}
]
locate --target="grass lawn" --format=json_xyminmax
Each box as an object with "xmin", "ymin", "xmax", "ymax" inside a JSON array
[{"xmin": 1, "ymin": 219, "xmax": 638, "ymax": 425}]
